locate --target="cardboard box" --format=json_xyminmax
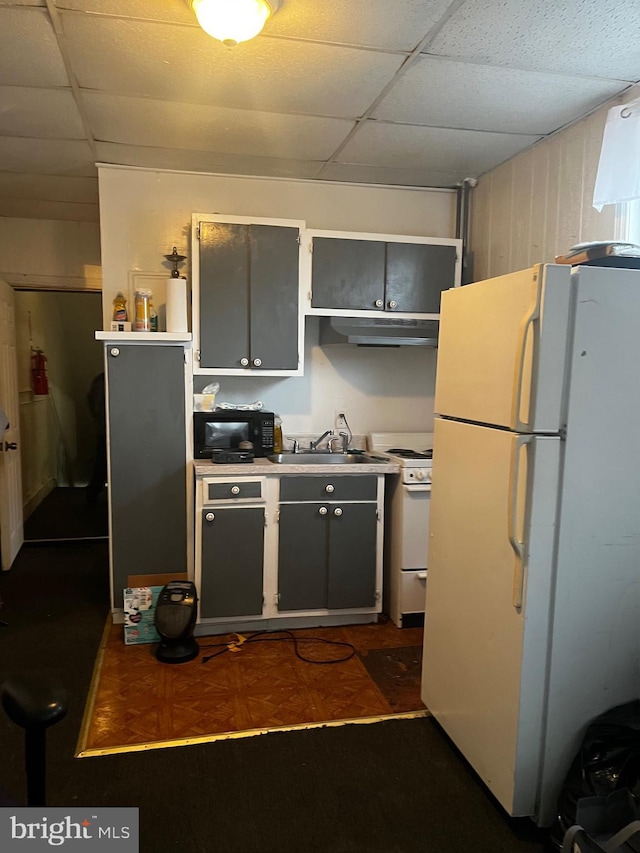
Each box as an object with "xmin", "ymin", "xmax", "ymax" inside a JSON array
[{"xmin": 123, "ymin": 586, "xmax": 163, "ymax": 645}]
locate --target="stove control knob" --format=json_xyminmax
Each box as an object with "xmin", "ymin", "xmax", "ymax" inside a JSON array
[
  {"xmin": 426, "ymin": 471, "xmax": 432, "ymax": 483},
  {"xmin": 414, "ymin": 470, "xmax": 424, "ymax": 481}
]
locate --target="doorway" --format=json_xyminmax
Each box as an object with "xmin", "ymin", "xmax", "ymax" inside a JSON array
[{"xmin": 14, "ymin": 289, "xmax": 107, "ymax": 543}]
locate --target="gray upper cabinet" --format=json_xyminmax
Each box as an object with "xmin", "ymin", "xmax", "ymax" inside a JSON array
[
  {"xmin": 309, "ymin": 231, "xmax": 461, "ymax": 314},
  {"xmin": 193, "ymin": 215, "xmax": 305, "ymax": 375},
  {"xmin": 310, "ymin": 237, "xmax": 385, "ymax": 311}
]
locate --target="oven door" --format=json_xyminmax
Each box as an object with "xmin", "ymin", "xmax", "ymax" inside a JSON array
[{"xmin": 398, "ymin": 482, "xmax": 431, "ymax": 570}]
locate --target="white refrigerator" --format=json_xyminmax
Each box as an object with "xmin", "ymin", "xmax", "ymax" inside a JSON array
[{"xmin": 421, "ymin": 263, "xmax": 640, "ymax": 827}]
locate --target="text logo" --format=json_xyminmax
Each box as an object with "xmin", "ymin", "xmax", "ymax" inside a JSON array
[{"xmin": 0, "ymin": 808, "xmax": 138, "ymax": 850}]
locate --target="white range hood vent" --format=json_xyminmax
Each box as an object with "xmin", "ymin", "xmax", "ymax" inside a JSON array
[{"xmin": 319, "ymin": 316, "xmax": 439, "ymax": 347}]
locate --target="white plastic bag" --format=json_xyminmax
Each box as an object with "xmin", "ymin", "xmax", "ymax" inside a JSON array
[{"xmin": 593, "ymin": 101, "xmax": 640, "ymax": 211}]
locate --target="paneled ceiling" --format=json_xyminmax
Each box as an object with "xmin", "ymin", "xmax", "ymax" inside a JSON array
[{"xmin": 0, "ymin": 0, "xmax": 639, "ymax": 222}]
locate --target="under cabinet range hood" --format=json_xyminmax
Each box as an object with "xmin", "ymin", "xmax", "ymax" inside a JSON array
[{"xmin": 319, "ymin": 316, "xmax": 439, "ymax": 347}]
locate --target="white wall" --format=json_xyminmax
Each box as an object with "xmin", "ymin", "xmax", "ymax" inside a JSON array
[
  {"xmin": 98, "ymin": 166, "xmax": 456, "ymax": 434},
  {"xmin": 0, "ymin": 218, "xmax": 101, "ymax": 291},
  {"xmin": 470, "ymin": 88, "xmax": 640, "ymax": 280}
]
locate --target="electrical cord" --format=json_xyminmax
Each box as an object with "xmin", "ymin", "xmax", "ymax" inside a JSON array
[
  {"xmin": 341, "ymin": 413, "xmax": 353, "ymax": 448},
  {"xmin": 201, "ymin": 629, "xmax": 356, "ymax": 665}
]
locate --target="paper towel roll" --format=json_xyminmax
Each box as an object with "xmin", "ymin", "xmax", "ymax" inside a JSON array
[{"xmin": 166, "ymin": 277, "xmax": 188, "ymax": 333}]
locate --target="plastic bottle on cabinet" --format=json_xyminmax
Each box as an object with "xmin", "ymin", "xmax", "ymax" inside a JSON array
[
  {"xmin": 134, "ymin": 288, "xmax": 152, "ymax": 331},
  {"xmin": 273, "ymin": 415, "xmax": 283, "ymax": 453},
  {"xmin": 112, "ymin": 291, "xmax": 128, "ymax": 322},
  {"xmin": 149, "ymin": 300, "xmax": 158, "ymax": 332}
]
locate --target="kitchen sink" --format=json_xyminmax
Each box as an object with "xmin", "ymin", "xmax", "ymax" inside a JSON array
[{"xmin": 268, "ymin": 452, "xmax": 385, "ymax": 465}]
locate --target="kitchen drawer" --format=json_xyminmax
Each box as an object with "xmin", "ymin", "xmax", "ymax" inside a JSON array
[
  {"xmin": 203, "ymin": 478, "xmax": 265, "ymax": 503},
  {"xmin": 279, "ymin": 475, "xmax": 377, "ymax": 503},
  {"xmin": 399, "ymin": 569, "xmax": 428, "ymax": 614}
]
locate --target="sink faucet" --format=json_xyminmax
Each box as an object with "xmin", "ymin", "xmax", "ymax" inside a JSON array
[
  {"xmin": 310, "ymin": 429, "xmax": 333, "ymax": 451},
  {"xmin": 327, "ymin": 432, "xmax": 350, "ymax": 453}
]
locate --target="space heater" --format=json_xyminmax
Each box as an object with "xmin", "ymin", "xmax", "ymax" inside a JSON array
[{"xmin": 154, "ymin": 581, "xmax": 199, "ymax": 664}]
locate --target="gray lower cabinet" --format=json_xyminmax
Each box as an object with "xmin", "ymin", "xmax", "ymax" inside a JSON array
[
  {"xmin": 107, "ymin": 343, "xmax": 187, "ymax": 608},
  {"xmin": 198, "ymin": 220, "xmax": 300, "ymax": 371},
  {"xmin": 278, "ymin": 501, "xmax": 378, "ymax": 611},
  {"xmin": 311, "ymin": 235, "xmax": 458, "ymax": 313},
  {"xmin": 199, "ymin": 507, "xmax": 264, "ymax": 618}
]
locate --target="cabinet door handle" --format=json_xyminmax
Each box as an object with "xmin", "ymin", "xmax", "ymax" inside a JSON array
[
  {"xmin": 240, "ymin": 357, "xmax": 249, "ymax": 366},
  {"xmin": 253, "ymin": 358, "xmax": 262, "ymax": 367},
  {"xmin": 325, "ymin": 484, "xmax": 334, "ymax": 493},
  {"xmin": 205, "ymin": 512, "xmax": 215, "ymax": 522},
  {"xmin": 110, "ymin": 347, "xmax": 120, "ymax": 357},
  {"xmin": 388, "ymin": 300, "xmax": 398, "ymax": 309},
  {"xmin": 333, "ymin": 507, "xmax": 343, "ymax": 517},
  {"xmin": 230, "ymin": 485, "xmax": 240, "ymax": 495},
  {"xmin": 318, "ymin": 506, "xmax": 328, "ymax": 515},
  {"xmin": 374, "ymin": 299, "xmax": 383, "ymax": 308}
]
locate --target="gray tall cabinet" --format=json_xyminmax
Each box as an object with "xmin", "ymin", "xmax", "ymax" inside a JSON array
[{"xmin": 105, "ymin": 341, "xmax": 188, "ymax": 608}]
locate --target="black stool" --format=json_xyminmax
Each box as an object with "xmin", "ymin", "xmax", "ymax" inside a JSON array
[{"xmin": 2, "ymin": 675, "xmax": 68, "ymax": 806}]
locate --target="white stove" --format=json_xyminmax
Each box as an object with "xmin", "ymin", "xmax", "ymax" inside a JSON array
[
  {"xmin": 367, "ymin": 432, "xmax": 434, "ymax": 628},
  {"xmin": 368, "ymin": 432, "xmax": 434, "ymax": 485}
]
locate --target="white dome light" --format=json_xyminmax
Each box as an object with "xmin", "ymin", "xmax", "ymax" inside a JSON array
[{"xmin": 190, "ymin": 0, "xmax": 280, "ymax": 47}]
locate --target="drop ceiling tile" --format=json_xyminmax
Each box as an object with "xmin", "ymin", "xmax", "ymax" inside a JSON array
[
  {"xmin": 429, "ymin": 0, "xmax": 640, "ymax": 82},
  {"xmin": 57, "ymin": 0, "xmax": 194, "ymax": 24},
  {"xmin": 61, "ymin": 13, "xmax": 404, "ymax": 117},
  {"xmin": 267, "ymin": 0, "xmax": 454, "ymax": 51},
  {"xmin": 374, "ymin": 56, "xmax": 628, "ymax": 134},
  {"xmin": 0, "ymin": 172, "xmax": 98, "ymax": 203},
  {"xmin": 0, "ymin": 137, "xmax": 96, "ymax": 176},
  {"xmin": 95, "ymin": 142, "xmax": 324, "ymax": 179},
  {"xmin": 83, "ymin": 92, "xmax": 354, "ymax": 160},
  {"xmin": 0, "ymin": 87, "xmax": 86, "ymax": 139},
  {"xmin": 0, "ymin": 198, "xmax": 99, "ymax": 222},
  {"xmin": 318, "ymin": 162, "xmax": 465, "ymax": 188},
  {"xmin": 337, "ymin": 121, "xmax": 540, "ymax": 175},
  {"xmin": 0, "ymin": 8, "xmax": 68, "ymax": 87}
]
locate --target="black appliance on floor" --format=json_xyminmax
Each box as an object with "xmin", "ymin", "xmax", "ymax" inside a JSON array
[{"xmin": 154, "ymin": 581, "xmax": 199, "ymax": 663}]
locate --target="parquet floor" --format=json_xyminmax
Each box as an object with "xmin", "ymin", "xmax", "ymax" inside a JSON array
[{"xmin": 77, "ymin": 620, "xmax": 427, "ymax": 757}]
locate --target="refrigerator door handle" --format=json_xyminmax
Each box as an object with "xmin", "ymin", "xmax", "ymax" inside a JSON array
[
  {"xmin": 511, "ymin": 269, "xmax": 542, "ymax": 431},
  {"xmin": 508, "ymin": 434, "xmax": 532, "ymax": 609}
]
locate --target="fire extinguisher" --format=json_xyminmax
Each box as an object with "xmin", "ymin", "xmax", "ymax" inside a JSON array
[{"xmin": 31, "ymin": 348, "xmax": 49, "ymax": 396}]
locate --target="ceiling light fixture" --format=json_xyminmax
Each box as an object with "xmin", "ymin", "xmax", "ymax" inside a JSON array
[{"xmin": 187, "ymin": 0, "xmax": 281, "ymax": 47}]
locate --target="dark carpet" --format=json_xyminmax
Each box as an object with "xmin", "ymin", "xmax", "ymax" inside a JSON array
[
  {"xmin": 0, "ymin": 541, "xmax": 549, "ymax": 853},
  {"xmin": 23, "ymin": 486, "xmax": 108, "ymax": 541}
]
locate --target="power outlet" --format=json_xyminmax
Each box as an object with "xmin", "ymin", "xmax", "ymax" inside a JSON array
[{"xmin": 335, "ymin": 411, "xmax": 347, "ymax": 430}]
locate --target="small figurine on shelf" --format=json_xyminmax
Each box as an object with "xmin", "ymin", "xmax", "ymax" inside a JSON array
[{"xmin": 164, "ymin": 246, "xmax": 187, "ymax": 278}]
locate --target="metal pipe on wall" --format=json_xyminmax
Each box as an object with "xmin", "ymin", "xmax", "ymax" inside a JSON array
[{"xmin": 456, "ymin": 177, "xmax": 477, "ymax": 285}]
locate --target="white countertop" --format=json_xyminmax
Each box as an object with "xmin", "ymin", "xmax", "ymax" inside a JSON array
[{"xmin": 194, "ymin": 456, "xmax": 398, "ymax": 476}]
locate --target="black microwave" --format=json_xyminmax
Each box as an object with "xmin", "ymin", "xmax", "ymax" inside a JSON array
[{"xmin": 193, "ymin": 410, "xmax": 275, "ymax": 458}]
